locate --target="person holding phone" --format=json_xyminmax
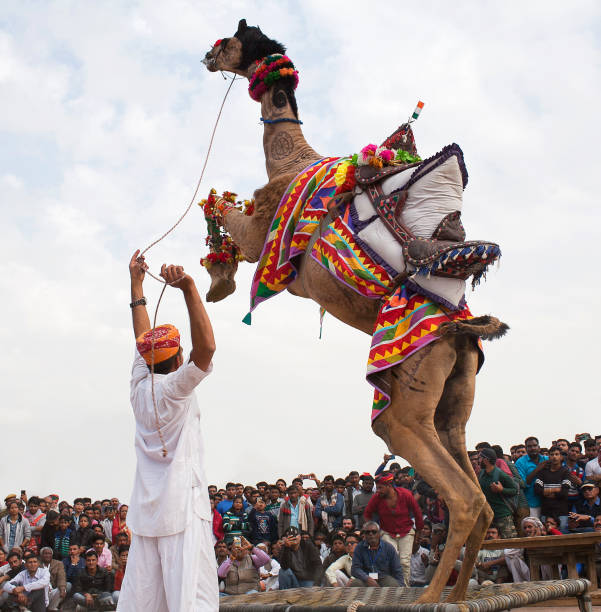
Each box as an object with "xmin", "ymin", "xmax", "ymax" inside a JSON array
[{"xmin": 118, "ymin": 252, "xmax": 218, "ymax": 611}]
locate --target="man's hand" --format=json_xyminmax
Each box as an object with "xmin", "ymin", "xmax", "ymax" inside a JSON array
[
  {"xmin": 129, "ymin": 250, "xmax": 148, "ymax": 284},
  {"xmin": 16, "ymin": 592, "xmax": 28, "ymax": 605},
  {"xmin": 13, "ymin": 586, "xmax": 24, "ymax": 594},
  {"xmin": 490, "ymin": 481, "xmax": 504, "ymax": 493},
  {"xmin": 85, "ymin": 593, "xmax": 94, "ymax": 607},
  {"xmin": 383, "ymin": 453, "xmax": 394, "ymax": 462},
  {"xmin": 366, "ymin": 577, "xmax": 379, "ymax": 587},
  {"xmin": 160, "ymin": 264, "xmax": 193, "ymax": 290},
  {"xmin": 240, "ymin": 536, "xmax": 253, "ymax": 551},
  {"xmin": 59, "ymin": 586, "xmax": 66, "ymax": 599}
]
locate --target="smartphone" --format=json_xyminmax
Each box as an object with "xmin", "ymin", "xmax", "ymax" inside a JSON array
[
  {"xmin": 20, "ymin": 490, "xmax": 26, "ymax": 496},
  {"xmin": 233, "ymin": 536, "xmax": 241, "ymax": 547}
]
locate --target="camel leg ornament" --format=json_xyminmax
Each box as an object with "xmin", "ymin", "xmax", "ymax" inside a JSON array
[{"xmin": 201, "ymin": 20, "xmax": 507, "ymax": 602}]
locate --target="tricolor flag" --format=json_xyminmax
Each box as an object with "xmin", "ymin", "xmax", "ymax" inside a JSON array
[{"xmin": 411, "ymin": 100, "xmax": 425, "ymax": 120}]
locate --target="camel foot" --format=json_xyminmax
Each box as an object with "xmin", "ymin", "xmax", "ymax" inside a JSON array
[
  {"xmin": 445, "ymin": 584, "xmax": 468, "ymax": 603},
  {"xmin": 415, "ymin": 586, "xmax": 444, "ymax": 604},
  {"xmin": 206, "ymin": 277, "xmax": 236, "ymax": 302}
]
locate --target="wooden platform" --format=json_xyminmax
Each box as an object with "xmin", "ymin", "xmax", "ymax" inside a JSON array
[{"xmin": 219, "ymin": 579, "xmax": 593, "ymax": 611}]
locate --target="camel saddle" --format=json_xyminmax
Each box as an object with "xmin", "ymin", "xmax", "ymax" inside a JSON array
[{"xmin": 354, "ymin": 143, "xmax": 500, "ymax": 286}]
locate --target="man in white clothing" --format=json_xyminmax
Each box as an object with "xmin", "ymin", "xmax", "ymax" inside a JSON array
[
  {"xmin": 118, "ymin": 251, "xmax": 218, "ymax": 611},
  {"xmin": 3, "ymin": 551, "xmax": 50, "ymax": 612}
]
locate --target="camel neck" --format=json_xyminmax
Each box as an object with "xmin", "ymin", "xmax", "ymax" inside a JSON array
[{"xmin": 259, "ymin": 93, "xmax": 320, "ymax": 180}]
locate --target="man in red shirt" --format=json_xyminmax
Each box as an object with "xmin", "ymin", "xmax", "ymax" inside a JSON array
[{"xmin": 364, "ymin": 472, "xmax": 423, "ymax": 586}]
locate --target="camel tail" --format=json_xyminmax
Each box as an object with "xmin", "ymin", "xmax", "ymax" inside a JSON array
[{"xmin": 436, "ymin": 315, "xmax": 509, "ymax": 341}]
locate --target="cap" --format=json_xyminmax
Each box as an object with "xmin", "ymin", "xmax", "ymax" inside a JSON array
[
  {"xmin": 479, "ymin": 448, "xmax": 498, "ymax": 463},
  {"xmin": 360, "ymin": 472, "xmax": 373, "ymax": 480},
  {"xmin": 581, "ymin": 481, "xmax": 597, "ymax": 489},
  {"xmin": 4, "ymin": 494, "xmax": 16, "ymax": 502}
]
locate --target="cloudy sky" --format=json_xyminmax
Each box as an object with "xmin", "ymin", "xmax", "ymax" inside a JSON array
[{"xmin": 2, "ymin": 2, "xmax": 599, "ymax": 502}]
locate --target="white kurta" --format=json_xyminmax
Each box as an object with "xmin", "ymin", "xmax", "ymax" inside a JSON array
[{"xmin": 118, "ymin": 353, "xmax": 218, "ymax": 611}]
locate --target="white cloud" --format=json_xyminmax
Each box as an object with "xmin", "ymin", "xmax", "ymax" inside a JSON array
[{"xmin": 1, "ymin": 1, "xmax": 599, "ymax": 502}]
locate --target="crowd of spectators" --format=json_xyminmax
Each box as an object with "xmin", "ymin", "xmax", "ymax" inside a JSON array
[{"xmin": 1, "ymin": 432, "xmax": 600, "ymax": 608}]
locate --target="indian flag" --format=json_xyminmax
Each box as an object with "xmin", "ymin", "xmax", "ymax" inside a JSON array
[{"xmin": 411, "ymin": 100, "xmax": 425, "ymax": 120}]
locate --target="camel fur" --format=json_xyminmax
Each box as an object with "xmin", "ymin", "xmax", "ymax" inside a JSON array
[{"xmin": 202, "ymin": 19, "xmax": 508, "ymax": 603}]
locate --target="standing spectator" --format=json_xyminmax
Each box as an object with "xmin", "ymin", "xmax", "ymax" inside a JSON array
[
  {"xmin": 585, "ymin": 444, "xmax": 601, "ymax": 485},
  {"xmin": 248, "ymin": 497, "xmax": 278, "ymax": 544},
  {"xmin": 278, "ymin": 486, "xmax": 314, "ymax": 538},
  {"xmin": 265, "ymin": 486, "xmax": 283, "ymax": 519},
  {"xmin": 40, "ymin": 511, "xmax": 59, "ymax": 551},
  {"xmin": 343, "ymin": 472, "xmax": 361, "ymax": 519},
  {"xmin": 101, "ymin": 505, "xmax": 115, "ymax": 545},
  {"xmin": 315, "ymin": 476, "xmax": 343, "ymax": 534},
  {"xmin": 564, "ymin": 442, "xmax": 585, "ymax": 506},
  {"xmin": 352, "ymin": 474, "xmax": 375, "ymax": 529},
  {"xmin": 502, "ymin": 451, "xmax": 530, "ymax": 534},
  {"xmin": 222, "ymin": 496, "xmax": 251, "ymax": 545},
  {"xmin": 533, "ymin": 446, "xmax": 571, "ymax": 531},
  {"xmin": 276, "ymin": 480, "xmax": 287, "ymax": 496},
  {"xmin": 364, "ymin": 472, "xmax": 424, "ymax": 586},
  {"xmin": 511, "ymin": 445, "xmax": 527, "ymax": 462},
  {"xmin": 0, "ymin": 500, "xmax": 31, "ymax": 553},
  {"xmin": 39, "ymin": 546, "xmax": 67, "ymax": 611},
  {"xmin": 211, "ymin": 498, "xmax": 225, "ymax": 542},
  {"xmin": 23, "ymin": 497, "xmax": 46, "ymax": 555},
  {"xmin": 63, "ymin": 542, "xmax": 85, "ymax": 590},
  {"xmin": 72, "ymin": 549, "xmax": 113, "ymax": 610},
  {"xmin": 217, "ymin": 483, "xmax": 237, "ymax": 516},
  {"xmin": 478, "ymin": 448, "xmax": 519, "ymax": 538},
  {"xmin": 2, "ymin": 551, "xmax": 50, "ymax": 612},
  {"xmin": 111, "ymin": 504, "xmax": 129, "ymax": 544},
  {"xmin": 350, "ymin": 521, "xmax": 404, "ymax": 587},
  {"xmin": 278, "ymin": 527, "xmax": 323, "ymax": 589},
  {"xmin": 515, "ymin": 436, "xmax": 548, "ymax": 518},
  {"xmin": 581, "ymin": 439, "xmax": 599, "ymax": 468},
  {"xmin": 217, "ymin": 536, "xmax": 270, "ymax": 595},
  {"xmin": 112, "ymin": 546, "xmax": 129, "ymax": 607},
  {"xmin": 71, "ymin": 499, "xmax": 85, "ymax": 529},
  {"xmin": 53, "ymin": 516, "xmax": 75, "ymax": 561},
  {"xmin": 91, "ymin": 534, "xmax": 112, "ymax": 570}
]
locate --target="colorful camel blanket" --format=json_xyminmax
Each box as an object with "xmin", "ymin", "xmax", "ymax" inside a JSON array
[{"xmin": 247, "ymin": 157, "xmax": 479, "ymax": 421}]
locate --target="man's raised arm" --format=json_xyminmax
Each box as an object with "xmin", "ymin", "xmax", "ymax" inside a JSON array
[
  {"xmin": 160, "ymin": 264, "xmax": 216, "ymax": 371},
  {"xmin": 129, "ymin": 249, "xmax": 151, "ymax": 339}
]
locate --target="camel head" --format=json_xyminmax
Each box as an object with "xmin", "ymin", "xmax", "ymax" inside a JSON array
[{"xmin": 202, "ymin": 19, "xmax": 286, "ymax": 77}]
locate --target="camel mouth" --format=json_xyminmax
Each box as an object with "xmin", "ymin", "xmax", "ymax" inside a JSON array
[{"xmin": 202, "ymin": 54, "xmax": 218, "ymax": 71}]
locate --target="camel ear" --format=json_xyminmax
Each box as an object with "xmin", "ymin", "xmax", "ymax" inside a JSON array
[{"xmin": 236, "ymin": 19, "xmax": 247, "ymax": 36}]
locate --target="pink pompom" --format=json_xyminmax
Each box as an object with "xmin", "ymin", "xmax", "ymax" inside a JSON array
[
  {"xmin": 379, "ymin": 149, "xmax": 394, "ymax": 162},
  {"xmin": 360, "ymin": 144, "xmax": 377, "ymax": 160}
]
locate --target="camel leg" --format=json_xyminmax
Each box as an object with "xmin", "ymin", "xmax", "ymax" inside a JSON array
[
  {"xmin": 372, "ymin": 337, "xmax": 486, "ymax": 604},
  {"xmin": 434, "ymin": 334, "xmax": 493, "ymax": 601}
]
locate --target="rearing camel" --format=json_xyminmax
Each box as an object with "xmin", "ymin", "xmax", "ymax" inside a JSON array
[{"xmin": 202, "ymin": 20, "xmax": 507, "ymax": 603}]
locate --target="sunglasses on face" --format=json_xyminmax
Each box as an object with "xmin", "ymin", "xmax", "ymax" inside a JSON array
[{"xmin": 362, "ymin": 529, "xmax": 378, "ymax": 535}]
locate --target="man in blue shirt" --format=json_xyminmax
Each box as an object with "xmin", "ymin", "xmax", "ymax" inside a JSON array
[
  {"xmin": 515, "ymin": 436, "xmax": 548, "ymax": 518},
  {"xmin": 350, "ymin": 521, "xmax": 403, "ymax": 587}
]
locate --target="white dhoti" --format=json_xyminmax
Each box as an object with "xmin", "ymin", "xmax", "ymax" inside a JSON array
[{"xmin": 117, "ymin": 515, "xmax": 218, "ymax": 611}]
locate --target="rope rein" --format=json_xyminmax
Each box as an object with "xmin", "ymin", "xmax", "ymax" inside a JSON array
[{"xmin": 140, "ymin": 75, "xmax": 238, "ymax": 457}]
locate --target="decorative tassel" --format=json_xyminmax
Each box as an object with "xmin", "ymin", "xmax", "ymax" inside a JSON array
[
  {"xmin": 242, "ymin": 312, "xmax": 252, "ymax": 325},
  {"xmin": 319, "ymin": 307, "xmax": 326, "ymax": 339}
]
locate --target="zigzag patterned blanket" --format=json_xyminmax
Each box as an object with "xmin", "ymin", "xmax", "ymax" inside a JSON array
[{"xmin": 248, "ymin": 157, "xmax": 480, "ymax": 421}]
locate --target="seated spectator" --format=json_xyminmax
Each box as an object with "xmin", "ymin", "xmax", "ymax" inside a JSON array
[
  {"xmin": 313, "ymin": 532, "xmax": 329, "ymax": 562},
  {"xmin": 315, "ymin": 476, "xmax": 343, "ymax": 533},
  {"xmin": 520, "ymin": 517, "xmax": 552, "ymax": 580},
  {"xmin": 0, "ymin": 500, "xmax": 31, "ymax": 553},
  {"xmin": 478, "ymin": 448, "xmax": 518, "ymax": 538},
  {"xmin": 217, "ymin": 536, "xmax": 270, "ymax": 595},
  {"xmin": 364, "ymin": 472, "xmax": 424, "ymax": 586},
  {"xmin": 75, "ymin": 515, "xmax": 96, "ymax": 552},
  {"xmin": 53, "ymin": 515, "xmax": 75, "ymax": 560},
  {"xmin": 256, "ymin": 542, "xmax": 280, "ymax": 591},
  {"xmin": 2, "ymin": 550, "xmax": 50, "ymax": 611},
  {"xmin": 278, "ymin": 486, "xmax": 314, "ymax": 539},
  {"xmin": 409, "ymin": 536, "xmax": 429, "ymax": 587},
  {"xmin": 341, "ymin": 518, "xmax": 355, "ymax": 537},
  {"xmin": 325, "ymin": 534, "xmax": 358, "ymax": 587},
  {"xmin": 91, "ymin": 534, "xmax": 112, "ymax": 570},
  {"xmin": 474, "ymin": 526, "xmax": 509, "ymax": 584},
  {"xmin": 223, "ymin": 496, "xmax": 251, "ymax": 545},
  {"xmin": 112, "ymin": 545, "xmax": 128, "ymax": 606},
  {"xmin": 63, "ymin": 542, "xmax": 85, "ymax": 590},
  {"xmin": 248, "ymin": 496, "xmax": 278, "ymax": 544},
  {"xmin": 39, "ymin": 546, "xmax": 67, "ymax": 611},
  {"xmin": 569, "ymin": 482, "xmax": 601, "ymax": 532},
  {"xmin": 350, "ymin": 521, "xmax": 403, "ymax": 587},
  {"xmin": 72, "ymin": 549, "xmax": 114, "ymax": 610},
  {"xmin": 0, "ymin": 551, "xmax": 25, "ymax": 608},
  {"xmin": 110, "ymin": 532, "xmax": 129, "ymax": 572},
  {"xmin": 214, "ymin": 540, "xmax": 229, "ymax": 569},
  {"xmin": 544, "ymin": 516, "xmax": 562, "ymax": 535},
  {"xmin": 533, "ymin": 446, "xmax": 571, "ymax": 531},
  {"xmin": 322, "ymin": 535, "xmax": 346, "ymax": 573},
  {"xmin": 278, "ymin": 526, "xmax": 323, "ymax": 589},
  {"xmin": 351, "ymin": 474, "xmax": 374, "ymax": 529}
]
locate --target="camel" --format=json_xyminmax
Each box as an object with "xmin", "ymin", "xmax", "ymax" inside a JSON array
[{"xmin": 202, "ymin": 20, "xmax": 507, "ymax": 603}]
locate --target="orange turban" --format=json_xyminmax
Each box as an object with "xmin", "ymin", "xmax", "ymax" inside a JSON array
[{"xmin": 136, "ymin": 324, "xmax": 180, "ymax": 365}]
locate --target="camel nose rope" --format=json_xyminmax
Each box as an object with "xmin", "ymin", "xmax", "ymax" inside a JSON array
[{"xmin": 139, "ymin": 73, "xmax": 238, "ymax": 457}]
